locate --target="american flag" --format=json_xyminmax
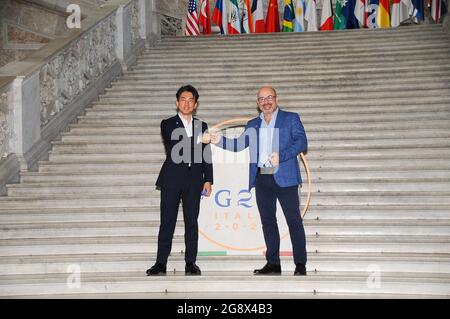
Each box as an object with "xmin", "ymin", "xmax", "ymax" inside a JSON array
[{"xmin": 186, "ymin": 0, "xmax": 200, "ymax": 36}]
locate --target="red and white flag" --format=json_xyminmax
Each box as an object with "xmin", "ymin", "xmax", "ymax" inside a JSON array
[
  {"xmin": 355, "ymin": 0, "xmax": 368, "ymax": 27},
  {"xmin": 266, "ymin": 0, "xmax": 280, "ymax": 32},
  {"xmin": 431, "ymin": 0, "xmax": 447, "ymax": 23},
  {"xmin": 319, "ymin": 0, "xmax": 333, "ymax": 30},
  {"xmin": 305, "ymin": 0, "xmax": 317, "ymax": 31},
  {"xmin": 251, "ymin": 0, "xmax": 265, "ymax": 33},
  {"xmin": 186, "ymin": 0, "xmax": 200, "ymax": 36},
  {"xmin": 228, "ymin": 0, "xmax": 241, "ymax": 34},
  {"xmin": 391, "ymin": 0, "xmax": 411, "ymax": 27},
  {"xmin": 199, "ymin": 0, "xmax": 212, "ymax": 34}
]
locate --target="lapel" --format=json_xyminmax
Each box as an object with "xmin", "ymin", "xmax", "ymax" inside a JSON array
[
  {"xmin": 274, "ymin": 108, "xmax": 284, "ymax": 129},
  {"xmin": 193, "ymin": 117, "xmax": 201, "ymax": 139},
  {"xmin": 174, "ymin": 114, "xmax": 189, "ymax": 141},
  {"xmin": 254, "ymin": 116, "xmax": 262, "ymax": 162}
]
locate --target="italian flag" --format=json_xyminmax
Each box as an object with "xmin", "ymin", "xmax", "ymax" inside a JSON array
[
  {"xmin": 228, "ymin": 0, "xmax": 241, "ymax": 34},
  {"xmin": 320, "ymin": 0, "xmax": 334, "ymax": 30}
]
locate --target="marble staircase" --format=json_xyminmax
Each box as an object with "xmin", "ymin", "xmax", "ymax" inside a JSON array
[{"xmin": 1, "ymin": 24, "xmax": 450, "ymax": 298}]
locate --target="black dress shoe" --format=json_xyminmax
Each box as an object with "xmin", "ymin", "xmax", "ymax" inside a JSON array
[
  {"xmin": 294, "ymin": 263, "xmax": 307, "ymax": 276},
  {"xmin": 185, "ymin": 262, "xmax": 201, "ymax": 275},
  {"xmin": 253, "ymin": 263, "xmax": 281, "ymax": 275},
  {"xmin": 146, "ymin": 262, "xmax": 166, "ymax": 276}
]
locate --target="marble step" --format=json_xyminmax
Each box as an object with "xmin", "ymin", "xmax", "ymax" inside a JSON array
[
  {"xmin": 122, "ymin": 63, "xmax": 450, "ymax": 81},
  {"xmin": 137, "ymin": 49, "xmax": 450, "ymax": 65},
  {"xmin": 76, "ymin": 112, "xmax": 450, "ymax": 126},
  {"xmin": 34, "ymin": 158, "xmax": 450, "ymax": 174},
  {"xmin": 114, "ymin": 68, "xmax": 450, "ymax": 83},
  {"xmin": 1, "ymin": 192, "xmax": 450, "ymax": 209},
  {"xmin": 97, "ymin": 89, "xmax": 450, "ymax": 104},
  {"xmin": 67, "ymin": 119, "xmax": 450, "ymax": 133},
  {"xmin": 0, "ymin": 235, "xmax": 449, "ymax": 256},
  {"xmin": 1, "ymin": 220, "xmax": 450, "ymax": 240},
  {"xmin": 155, "ymin": 25, "xmax": 445, "ymax": 44},
  {"xmin": 113, "ymin": 68, "xmax": 450, "ymax": 86},
  {"xmin": 142, "ymin": 37, "xmax": 450, "ymax": 51},
  {"xmin": 59, "ymin": 128, "xmax": 450, "ymax": 142},
  {"xmin": 10, "ymin": 181, "xmax": 450, "ymax": 197},
  {"xmin": 0, "ymin": 253, "xmax": 448, "ymax": 275},
  {"xmin": 0, "ymin": 205, "xmax": 448, "ymax": 222},
  {"xmin": 19, "ymin": 170, "xmax": 450, "ymax": 185},
  {"xmin": 84, "ymin": 105, "xmax": 450, "ymax": 119},
  {"xmin": 90, "ymin": 100, "xmax": 450, "ymax": 113},
  {"xmin": 47, "ymin": 140, "xmax": 450, "ymax": 153},
  {"xmin": 1, "ymin": 270, "xmax": 449, "ymax": 298},
  {"xmin": 48, "ymin": 147, "xmax": 450, "ymax": 162}
]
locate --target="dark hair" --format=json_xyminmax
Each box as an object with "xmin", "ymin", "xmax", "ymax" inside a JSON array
[{"xmin": 176, "ymin": 85, "xmax": 199, "ymax": 102}]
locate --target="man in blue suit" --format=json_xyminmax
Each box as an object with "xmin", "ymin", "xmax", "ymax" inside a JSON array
[{"xmin": 209, "ymin": 86, "xmax": 308, "ymax": 275}]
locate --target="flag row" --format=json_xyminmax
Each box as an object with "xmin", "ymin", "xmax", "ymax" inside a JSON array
[{"xmin": 185, "ymin": 0, "xmax": 448, "ymax": 36}]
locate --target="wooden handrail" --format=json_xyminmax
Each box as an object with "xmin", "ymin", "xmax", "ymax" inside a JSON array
[{"xmin": 211, "ymin": 117, "xmax": 312, "ymax": 219}]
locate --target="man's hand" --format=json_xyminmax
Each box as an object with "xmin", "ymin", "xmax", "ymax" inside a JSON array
[
  {"xmin": 268, "ymin": 152, "xmax": 279, "ymax": 166},
  {"xmin": 202, "ymin": 182, "xmax": 212, "ymax": 197},
  {"xmin": 210, "ymin": 131, "xmax": 223, "ymax": 144},
  {"xmin": 201, "ymin": 133, "xmax": 211, "ymax": 144}
]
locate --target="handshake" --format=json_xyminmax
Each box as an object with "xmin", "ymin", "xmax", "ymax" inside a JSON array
[
  {"xmin": 200, "ymin": 130, "xmax": 280, "ymax": 166},
  {"xmin": 201, "ymin": 131, "xmax": 223, "ymax": 144}
]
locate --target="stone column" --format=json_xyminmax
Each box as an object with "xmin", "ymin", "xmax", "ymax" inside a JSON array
[
  {"xmin": 139, "ymin": 0, "xmax": 161, "ymax": 47},
  {"xmin": 116, "ymin": 3, "xmax": 133, "ymax": 67},
  {"xmin": 10, "ymin": 72, "xmax": 41, "ymax": 171},
  {"xmin": 150, "ymin": 0, "xmax": 161, "ymax": 45}
]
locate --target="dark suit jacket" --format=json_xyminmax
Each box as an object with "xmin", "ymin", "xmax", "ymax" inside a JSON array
[{"xmin": 156, "ymin": 114, "xmax": 213, "ymax": 189}]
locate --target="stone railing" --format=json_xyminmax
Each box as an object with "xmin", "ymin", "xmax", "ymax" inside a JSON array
[
  {"xmin": 40, "ymin": 14, "xmax": 117, "ymax": 127},
  {"xmin": 0, "ymin": 79, "xmax": 14, "ymax": 160},
  {"xmin": 0, "ymin": 0, "xmax": 159, "ymax": 194},
  {"xmin": 160, "ymin": 13, "xmax": 184, "ymax": 36},
  {"xmin": 444, "ymin": 12, "xmax": 450, "ymax": 38}
]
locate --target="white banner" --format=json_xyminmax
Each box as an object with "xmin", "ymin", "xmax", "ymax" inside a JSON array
[{"xmin": 199, "ymin": 128, "xmax": 292, "ymax": 256}]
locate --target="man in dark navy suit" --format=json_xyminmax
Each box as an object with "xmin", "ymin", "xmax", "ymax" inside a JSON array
[
  {"xmin": 146, "ymin": 85, "xmax": 213, "ymax": 276},
  {"xmin": 209, "ymin": 86, "xmax": 308, "ymax": 276}
]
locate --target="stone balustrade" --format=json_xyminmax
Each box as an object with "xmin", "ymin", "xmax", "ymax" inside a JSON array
[{"xmin": 0, "ymin": 0, "xmax": 159, "ymax": 194}]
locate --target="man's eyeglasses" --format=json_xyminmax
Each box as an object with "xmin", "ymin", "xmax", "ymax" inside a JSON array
[
  {"xmin": 257, "ymin": 95, "xmax": 276, "ymax": 103},
  {"xmin": 179, "ymin": 98, "xmax": 196, "ymax": 104}
]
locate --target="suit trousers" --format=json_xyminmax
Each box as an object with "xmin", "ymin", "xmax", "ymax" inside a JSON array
[
  {"xmin": 255, "ymin": 173, "xmax": 307, "ymax": 266},
  {"xmin": 156, "ymin": 182, "xmax": 202, "ymax": 265}
]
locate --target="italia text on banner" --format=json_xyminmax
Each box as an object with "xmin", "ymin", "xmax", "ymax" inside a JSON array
[{"xmin": 186, "ymin": 0, "xmax": 200, "ymax": 36}]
